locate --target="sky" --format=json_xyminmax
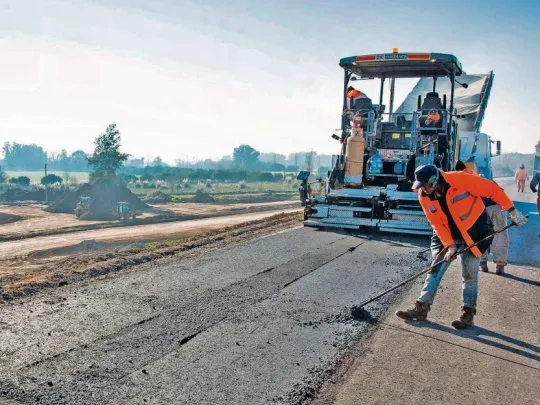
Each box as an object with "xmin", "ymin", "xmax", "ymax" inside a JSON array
[{"xmin": 0, "ymin": 0, "xmax": 539, "ymax": 164}]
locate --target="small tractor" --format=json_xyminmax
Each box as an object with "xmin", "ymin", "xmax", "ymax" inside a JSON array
[
  {"xmin": 74, "ymin": 196, "xmax": 93, "ymax": 220},
  {"xmin": 113, "ymin": 201, "xmax": 139, "ymax": 221}
]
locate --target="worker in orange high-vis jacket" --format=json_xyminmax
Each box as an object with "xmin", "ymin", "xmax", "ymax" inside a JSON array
[
  {"xmin": 396, "ymin": 165, "xmax": 527, "ymax": 329},
  {"xmin": 346, "ymin": 86, "xmax": 366, "ymax": 109}
]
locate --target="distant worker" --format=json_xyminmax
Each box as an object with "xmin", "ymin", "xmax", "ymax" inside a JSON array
[
  {"xmin": 514, "ymin": 164, "xmax": 529, "ymax": 192},
  {"xmin": 395, "ymin": 165, "xmax": 527, "ymax": 329},
  {"xmin": 530, "ymin": 170, "xmax": 540, "ymax": 236},
  {"xmin": 455, "ymin": 161, "xmax": 509, "ymax": 275},
  {"xmin": 346, "ymin": 86, "xmax": 366, "ymax": 109}
]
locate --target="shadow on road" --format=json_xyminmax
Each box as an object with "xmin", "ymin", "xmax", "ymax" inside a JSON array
[
  {"xmin": 379, "ymin": 322, "xmax": 540, "ymax": 371},
  {"xmin": 401, "ymin": 320, "xmax": 540, "ymax": 362},
  {"xmin": 484, "ymin": 271, "xmax": 540, "ymax": 287}
]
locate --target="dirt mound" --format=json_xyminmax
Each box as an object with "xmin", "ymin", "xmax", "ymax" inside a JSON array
[
  {"xmin": 144, "ymin": 190, "xmax": 172, "ymax": 204},
  {"xmin": 47, "ymin": 180, "xmax": 147, "ymax": 220},
  {"xmin": 0, "ymin": 213, "xmax": 23, "ymax": 225},
  {"xmin": 192, "ymin": 189, "xmax": 215, "ymax": 203}
]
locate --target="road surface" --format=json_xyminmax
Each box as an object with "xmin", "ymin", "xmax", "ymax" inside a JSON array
[{"xmin": 0, "ymin": 227, "xmax": 427, "ymax": 404}]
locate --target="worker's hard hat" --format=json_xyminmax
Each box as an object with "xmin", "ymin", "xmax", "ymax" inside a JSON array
[{"xmin": 413, "ymin": 165, "xmax": 439, "ymax": 189}]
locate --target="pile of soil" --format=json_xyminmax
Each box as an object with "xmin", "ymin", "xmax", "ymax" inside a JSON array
[
  {"xmin": 192, "ymin": 190, "xmax": 215, "ymax": 203},
  {"xmin": 47, "ymin": 180, "xmax": 147, "ymax": 220},
  {"xmin": 0, "ymin": 213, "xmax": 23, "ymax": 225},
  {"xmin": 144, "ymin": 190, "xmax": 172, "ymax": 204}
]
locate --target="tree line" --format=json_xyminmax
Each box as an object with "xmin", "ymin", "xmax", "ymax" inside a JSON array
[
  {"xmin": 1, "ymin": 141, "xmax": 330, "ymax": 174},
  {"xmin": 2, "ymin": 142, "xmax": 89, "ymax": 171}
]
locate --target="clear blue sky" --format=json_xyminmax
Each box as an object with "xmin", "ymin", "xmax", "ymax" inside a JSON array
[{"xmin": 0, "ymin": 0, "xmax": 538, "ymax": 163}]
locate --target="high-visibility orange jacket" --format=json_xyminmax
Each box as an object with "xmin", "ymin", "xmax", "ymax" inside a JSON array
[
  {"xmin": 418, "ymin": 170, "xmax": 514, "ymax": 257},
  {"xmin": 427, "ymin": 111, "xmax": 441, "ymax": 122},
  {"xmin": 347, "ymin": 89, "xmax": 362, "ymax": 99}
]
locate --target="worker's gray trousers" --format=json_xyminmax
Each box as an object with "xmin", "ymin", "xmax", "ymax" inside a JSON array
[
  {"xmin": 480, "ymin": 205, "xmax": 509, "ymax": 266},
  {"xmin": 418, "ymin": 237, "xmax": 480, "ymax": 310}
]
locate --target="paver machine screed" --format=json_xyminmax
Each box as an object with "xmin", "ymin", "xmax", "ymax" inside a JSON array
[{"xmin": 303, "ymin": 51, "xmax": 468, "ymax": 235}]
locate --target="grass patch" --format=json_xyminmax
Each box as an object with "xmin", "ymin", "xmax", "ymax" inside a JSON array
[{"xmin": 5, "ymin": 171, "xmax": 90, "ymax": 184}]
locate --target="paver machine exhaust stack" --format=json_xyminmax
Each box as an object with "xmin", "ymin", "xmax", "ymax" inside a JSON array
[{"xmin": 303, "ymin": 50, "xmax": 494, "ymax": 235}]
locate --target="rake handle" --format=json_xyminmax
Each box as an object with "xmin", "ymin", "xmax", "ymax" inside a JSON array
[{"xmin": 356, "ymin": 221, "xmax": 519, "ymax": 308}]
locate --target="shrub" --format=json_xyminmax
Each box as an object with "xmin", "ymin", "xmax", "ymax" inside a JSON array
[
  {"xmin": 9, "ymin": 176, "xmax": 31, "ymax": 186},
  {"xmin": 193, "ymin": 188, "xmax": 215, "ymax": 203},
  {"xmin": 238, "ymin": 180, "xmax": 246, "ymax": 189},
  {"xmin": 41, "ymin": 174, "xmax": 63, "ymax": 185},
  {"xmin": 258, "ymin": 172, "xmax": 275, "ymax": 182}
]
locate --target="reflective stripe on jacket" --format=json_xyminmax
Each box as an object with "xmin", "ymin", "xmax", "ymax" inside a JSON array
[{"xmin": 418, "ymin": 170, "xmax": 514, "ymax": 257}]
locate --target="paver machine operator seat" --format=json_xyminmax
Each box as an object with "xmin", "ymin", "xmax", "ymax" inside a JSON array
[
  {"xmin": 418, "ymin": 92, "xmax": 444, "ymax": 130},
  {"xmin": 352, "ymin": 97, "xmax": 376, "ymax": 130}
]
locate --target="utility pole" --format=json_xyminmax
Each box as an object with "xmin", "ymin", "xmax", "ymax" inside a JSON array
[{"xmin": 44, "ymin": 163, "xmax": 48, "ymax": 204}]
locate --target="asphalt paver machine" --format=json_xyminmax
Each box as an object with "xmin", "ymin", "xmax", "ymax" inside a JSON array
[{"xmin": 304, "ymin": 51, "xmax": 469, "ymax": 235}]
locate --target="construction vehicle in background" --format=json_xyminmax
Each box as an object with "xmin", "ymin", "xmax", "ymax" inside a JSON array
[
  {"xmin": 75, "ymin": 197, "xmax": 139, "ymax": 221},
  {"xmin": 113, "ymin": 201, "xmax": 139, "ymax": 221},
  {"xmin": 301, "ymin": 50, "xmax": 495, "ymax": 235},
  {"xmin": 74, "ymin": 196, "xmax": 93, "ymax": 219},
  {"xmin": 458, "ymin": 132, "xmax": 500, "ymax": 180}
]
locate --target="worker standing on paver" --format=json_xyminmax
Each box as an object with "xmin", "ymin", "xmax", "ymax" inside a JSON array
[
  {"xmin": 346, "ymin": 86, "xmax": 367, "ymax": 109},
  {"xmin": 396, "ymin": 165, "xmax": 527, "ymax": 329},
  {"xmin": 454, "ymin": 161, "xmax": 509, "ymax": 275},
  {"xmin": 514, "ymin": 164, "xmax": 529, "ymax": 192}
]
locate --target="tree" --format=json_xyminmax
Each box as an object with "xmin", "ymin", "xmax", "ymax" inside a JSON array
[
  {"xmin": 305, "ymin": 151, "xmax": 314, "ymax": 171},
  {"xmin": 0, "ymin": 167, "xmax": 7, "ymax": 184},
  {"xmin": 2, "ymin": 142, "xmax": 47, "ymax": 170},
  {"xmin": 151, "ymin": 156, "xmax": 164, "ymax": 167},
  {"xmin": 233, "ymin": 145, "xmax": 260, "ymax": 169},
  {"xmin": 70, "ymin": 150, "xmax": 90, "ymax": 171},
  {"xmin": 41, "ymin": 174, "xmax": 63, "ymax": 185},
  {"xmin": 9, "ymin": 176, "xmax": 31, "ymax": 186},
  {"xmin": 87, "ymin": 124, "xmax": 129, "ymax": 179}
]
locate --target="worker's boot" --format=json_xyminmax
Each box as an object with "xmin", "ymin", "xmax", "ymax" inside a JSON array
[
  {"xmin": 496, "ymin": 265, "xmax": 505, "ymax": 276},
  {"xmin": 395, "ymin": 301, "xmax": 430, "ymax": 321},
  {"xmin": 479, "ymin": 262, "xmax": 489, "ymax": 272},
  {"xmin": 451, "ymin": 306, "xmax": 475, "ymax": 330}
]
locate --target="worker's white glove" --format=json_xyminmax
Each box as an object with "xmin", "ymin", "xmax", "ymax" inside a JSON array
[
  {"xmin": 444, "ymin": 245, "xmax": 458, "ymax": 262},
  {"xmin": 509, "ymin": 208, "xmax": 527, "ymax": 226}
]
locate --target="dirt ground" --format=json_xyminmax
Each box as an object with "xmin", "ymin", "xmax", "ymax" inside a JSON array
[
  {"xmin": 0, "ymin": 200, "xmax": 298, "ymax": 241},
  {"xmin": 0, "ymin": 210, "xmax": 301, "ymax": 298},
  {"xmin": 157, "ymin": 200, "xmax": 298, "ymax": 216},
  {"xmin": 0, "ymin": 203, "xmax": 139, "ymax": 240}
]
